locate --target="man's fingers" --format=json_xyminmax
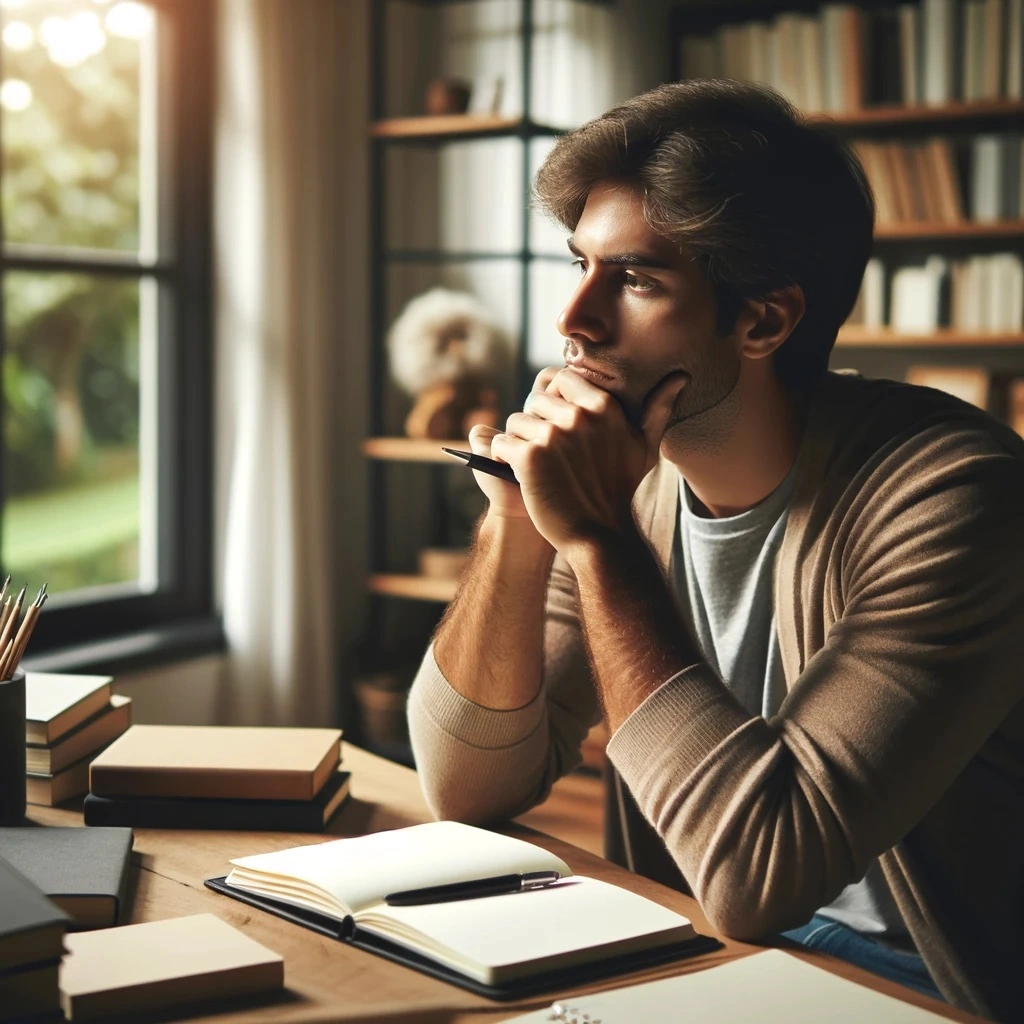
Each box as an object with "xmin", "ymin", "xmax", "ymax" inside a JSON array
[
  {"xmin": 547, "ymin": 367, "xmax": 618, "ymax": 415},
  {"xmin": 532, "ymin": 367, "xmax": 560, "ymax": 395},
  {"xmin": 641, "ymin": 373, "xmax": 688, "ymax": 454},
  {"xmin": 522, "ymin": 389, "xmax": 577, "ymax": 426},
  {"xmin": 468, "ymin": 424, "xmax": 502, "ymax": 456}
]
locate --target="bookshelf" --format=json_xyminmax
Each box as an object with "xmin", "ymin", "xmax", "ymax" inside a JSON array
[{"xmin": 672, "ymin": 0, "xmax": 1024, "ymax": 426}]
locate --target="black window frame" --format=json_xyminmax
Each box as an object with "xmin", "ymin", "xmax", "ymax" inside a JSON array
[{"xmin": 0, "ymin": 0, "xmax": 220, "ymax": 671}]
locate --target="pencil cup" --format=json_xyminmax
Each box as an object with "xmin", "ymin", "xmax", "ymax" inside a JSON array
[{"xmin": 0, "ymin": 666, "xmax": 26, "ymax": 825}]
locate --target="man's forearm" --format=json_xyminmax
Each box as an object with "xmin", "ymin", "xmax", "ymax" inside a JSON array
[
  {"xmin": 433, "ymin": 513, "xmax": 556, "ymax": 710},
  {"xmin": 566, "ymin": 527, "xmax": 702, "ymax": 731}
]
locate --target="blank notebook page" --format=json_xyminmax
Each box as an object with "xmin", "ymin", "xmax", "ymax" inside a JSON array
[{"xmin": 358, "ymin": 876, "xmax": 693, "ymax": 981}]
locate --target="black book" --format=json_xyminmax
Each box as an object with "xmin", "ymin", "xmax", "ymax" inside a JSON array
[
  {"xmin": 0, "ymin": 853, "xmax": 68, "ymax": 973},
  {"xmin": 0, "ymin": 827, "xmax": 133, "ymax": 930},
  {"xmin": 84, "ymin": 768, "xmax": 351, "ymax": 832}
]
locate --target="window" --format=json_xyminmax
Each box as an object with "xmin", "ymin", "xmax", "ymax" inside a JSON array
[{"xmin": 0, "ymin": 0, "xmax": 216, "ymax": 664}]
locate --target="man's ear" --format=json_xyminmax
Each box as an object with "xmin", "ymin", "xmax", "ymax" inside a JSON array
[{"xmin": 735, "ymin": 285, "xmax": 806, "ymax": 360}]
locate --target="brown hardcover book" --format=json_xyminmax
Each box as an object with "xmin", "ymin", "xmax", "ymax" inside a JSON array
[
  {"xmin": 25, "ymin": 673, "xmax": 113, "ymax": 744},
  {"xmin": 884, "ymin": 142, "xmax": 914, "ymax": 222},
  {"xmin": 910, "ymin": 143, "xmax": 940, "ymax": 222},
  {"xmin": 843, "ymin": 6, "xmax": 865, "ymax": 109},
  {"xmin": 928, "ymin": 138, "xmax": 965, "ymax": 223},
  {"xmin": 59, "ymin": 913, "xmax": 283, "ymax": 1021},
  {"xmin": 27, "ymin": 695, "xmax": 132, "ymax": 775},
  {"xmin": 89, "ymin": 725, "xmax": 342, "ymax": 801},
  {"xmin": 27, "ymin": 753, "xmax": 93, "ymax": 807}
]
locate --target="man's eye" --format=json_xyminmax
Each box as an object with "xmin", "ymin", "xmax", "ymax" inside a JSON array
[
  {"xmin": 571, "ymin": 257, "xmax": 586, "ymax": 277},
  {"xmin": 624, "ymin": 271, "xmax": 655, "ymax": 292}
]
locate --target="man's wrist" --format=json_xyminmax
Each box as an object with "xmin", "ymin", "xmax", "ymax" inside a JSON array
[
  {"xmin": 479, "ymin": 509, "xmax": 556, "ymax": 565},
  {"xmin": 562, "ymin": 522, "xmax": 650, "ymax": 579}
]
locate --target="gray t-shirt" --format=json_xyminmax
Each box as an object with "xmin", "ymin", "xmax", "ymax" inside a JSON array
[{"xmin": 671, "ymin": 469, "xmax": 909, "ymax": 944}]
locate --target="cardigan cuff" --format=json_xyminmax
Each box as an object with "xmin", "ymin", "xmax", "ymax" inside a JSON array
[
  {"xmin": 606, "ymin": 662, "xmax": 752, "ymax": 787},
  {"xmin": 410, "ymin": 645, "xmax": 547, "ymax": 750}
]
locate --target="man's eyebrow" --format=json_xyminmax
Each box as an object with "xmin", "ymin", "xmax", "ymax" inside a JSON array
[{"xmin": 566, "ymin": 237, "xmax": 675, "ymax": 270}]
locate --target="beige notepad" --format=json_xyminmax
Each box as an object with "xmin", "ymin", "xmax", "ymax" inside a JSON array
[
  {"xmin": 89, "ymin": 725, "xmax": 342, "ymax": 800},
  {"xmin": 59, "ymin": 913, "xmax": 284, "ymax": 1020},
  {"xmin": 25, "ymin": 673, "xmax": 113, "ymax": 744},
  {"xmin": 502, "ymin": 949, "xmax": 951, "ymax": 1022}
]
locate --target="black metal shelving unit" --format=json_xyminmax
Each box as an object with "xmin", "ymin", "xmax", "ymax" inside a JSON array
[{"xmin": 361, "ymin": 0, "xmax": 612, "ymax": 762}]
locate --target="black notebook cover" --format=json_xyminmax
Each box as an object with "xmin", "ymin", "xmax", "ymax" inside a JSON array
[
  {"xmin": 84, "ymin": 770, "xmax": 351, "ymax": 832},
  {"xmin": 0, "ymin": 854, "xmax": 69, "ymax": 973},
  {"xmin": 204, "ymin": 875, "xmax": 721, "ymax": 1001},
  {"xmin": 0, "ymin": 826, "xmax": 133, "ymax": 928}
]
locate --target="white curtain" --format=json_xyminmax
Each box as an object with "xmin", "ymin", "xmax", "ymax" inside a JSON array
[{"xmin": 215, "ymin": 0, "xmax": 369, "ymax": 726}]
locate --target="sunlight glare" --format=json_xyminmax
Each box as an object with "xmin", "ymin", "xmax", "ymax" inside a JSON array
[
  {"xmin": 105, "ymin": 1, "xmax": 152, "ymax": 40},
  {"xmin": 0, "ymin": 78, "xmax": 33, "ymax": 112}
]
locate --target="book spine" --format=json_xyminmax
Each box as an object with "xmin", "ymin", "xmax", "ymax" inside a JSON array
[{"xmin": 83, "ymin": 794, "xmax": 337, "ymax": 832}]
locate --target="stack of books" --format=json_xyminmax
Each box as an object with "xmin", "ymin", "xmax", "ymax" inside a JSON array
[
  {"xmin": 0, "ymin": 854, "xmax": 68, "ymax": 1021},
  {"xmin": 26, "ymin": 672, "xmax": 132, "ymax": 807},
  {"xmin": 84, "ymin": 725, "xmax": 350, "ymax": 831}
]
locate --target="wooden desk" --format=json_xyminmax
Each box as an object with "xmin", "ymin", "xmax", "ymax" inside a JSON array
[{"xmin": 28, "ymin": 746, "xmax": 980, "ymax": 1024}]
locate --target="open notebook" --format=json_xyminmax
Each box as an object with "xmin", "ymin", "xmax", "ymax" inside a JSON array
[{"xmin": 205, "ymin": 820, "xmax": 718, "ymax": 999}]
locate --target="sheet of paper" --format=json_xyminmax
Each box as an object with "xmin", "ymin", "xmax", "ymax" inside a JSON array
[{"xmin": 500, "ymin": 949, "xmax": 951, "ymax": 1023}]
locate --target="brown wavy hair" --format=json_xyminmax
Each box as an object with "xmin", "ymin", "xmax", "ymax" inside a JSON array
[{"xmin": 534, "ymin": 79, "xmax": 875, "ymax": 390}]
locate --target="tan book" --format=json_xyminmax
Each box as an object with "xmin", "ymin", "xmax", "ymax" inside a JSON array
[
  {"xmin": 27, "ymin": 695, "xmax": 132, "ymax": 775},
  {"xmin": 89, "ymin": 725, "xmax": 342, "ymax": 801},
  {"xmin": 27, "ymin": 753, "xmax": 93, "ymax": 806},
  {"xmin": 59, "ymin": 913, "xmax": 284, "ymax": 1021},
  {"xmin": 928, "ymin": 138, "xmax": 965, "ymax": 222},
  {"xmin": 25, "ymin": 673, "xmax": 113, "ymax": 744},
  {"xmin": 884, "ymin": 142, "xmax": 914, "ymax": 221}
]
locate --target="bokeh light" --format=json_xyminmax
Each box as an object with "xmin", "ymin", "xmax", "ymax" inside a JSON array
[
  {"xmin": 0, "ymin": 79, "xmax": 33, "ymax": 112},
  {"xmin": 2, "ymin": 21, "xmax": 34, "ymax": 51},
  {"xmin": 105, "ymin": 1, "xmax": 152, "ymax": 40}
]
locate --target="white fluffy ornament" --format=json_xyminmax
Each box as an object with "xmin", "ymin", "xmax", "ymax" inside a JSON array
[{"xmin": 387, "ymin": 287, "xmax": 508, "ymax": 396}]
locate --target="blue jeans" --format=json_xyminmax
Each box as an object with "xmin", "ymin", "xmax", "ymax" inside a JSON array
[{"xmin": 781, "ymin": 914, "xmax": 944, "ymax": 1002}]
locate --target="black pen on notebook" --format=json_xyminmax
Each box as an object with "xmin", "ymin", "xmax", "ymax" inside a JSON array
[
  {"xmin": 441, "ymin": 447, "xmax": 519, "ymax": 485},
  {"xmin": 384, "ymin": 870, "xmax": 561, "ymax": 907}
]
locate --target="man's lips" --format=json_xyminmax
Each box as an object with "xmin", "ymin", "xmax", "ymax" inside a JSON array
[{"xmin": 564, "ymin": 360, "xmax": 617, "ymax": 385}]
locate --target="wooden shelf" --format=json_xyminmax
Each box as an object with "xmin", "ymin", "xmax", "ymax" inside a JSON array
[
  {"xmin": 362, "ymin": 437, "xmax": 470, "ymax": 463},
  {"xmin": 837, "ymin": 328, "xmax": 1024, "ymax": 348},
  {"xmin": 818, "ymin": 99, "xmax": 1024, "ymax": 129},
  {"xmin": 370, "ymin": 115, "xmax": 559, "ymax": 141},
  {"xmin": 368, "ymin": 574, "xmax": 458, "ymax": 603},
  {"xmin": 875, "ymin": 221, "xmax": 1024, "ymax": 240}
]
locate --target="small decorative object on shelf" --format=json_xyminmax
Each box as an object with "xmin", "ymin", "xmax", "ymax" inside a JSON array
[
  {"xmin": 905, "ymin": 365, "xmax": 991, "ymax": 409},
  {"xmin": 0, "ymin": 577, "xmax": 48, "ymax": 825},
  {"xmin": 424, "ymin": 76, "xmax": 472, "ymax": 116},
  {"xmin": 355, "ymin": 669, "xmax": 412, "ymax": 750},
  {"xmin": 387, "ymin": 287, "xmax": 508, "ymax": 440}
]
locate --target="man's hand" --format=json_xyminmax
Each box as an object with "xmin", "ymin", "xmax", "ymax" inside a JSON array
[{"xmin": 490, "ymin": 367, "xmax": 687, "ymax": 555}]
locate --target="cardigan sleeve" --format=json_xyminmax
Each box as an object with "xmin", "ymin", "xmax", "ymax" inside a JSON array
[
  {"xmin": 606, "ymin": 424, "xmax": 1024, "ymax": 939},
  {"xmin": 407, "ymin": 553, "xmax": 601, "ymax": 824}
]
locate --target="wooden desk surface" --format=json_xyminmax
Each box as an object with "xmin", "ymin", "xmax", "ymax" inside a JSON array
[{"xmin": 27, "ymin": 745, "xmax": 980, "ymax": 1024}]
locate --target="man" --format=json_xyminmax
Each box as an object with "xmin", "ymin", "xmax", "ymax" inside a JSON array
[{"xmin": 406, "ymin": 80, "xmax": 1024, "ymax": 1021}]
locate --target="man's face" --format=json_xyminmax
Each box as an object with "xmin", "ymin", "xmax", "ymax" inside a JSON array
[{"xmin": 557, "ymin": 181, "xmax": 741, "ymax": 434}]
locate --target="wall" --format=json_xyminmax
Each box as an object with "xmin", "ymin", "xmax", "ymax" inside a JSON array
[{"xmin": 114, "ymin": 654, "xmax": 227, "ymax": 725}]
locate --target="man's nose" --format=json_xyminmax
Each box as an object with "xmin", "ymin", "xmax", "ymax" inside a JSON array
[{"xmin": 557, "ymin": 272, "xmax": 610, "ymax": 346}]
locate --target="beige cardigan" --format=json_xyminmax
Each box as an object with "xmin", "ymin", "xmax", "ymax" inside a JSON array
[{"xmin": 408, "ymin": 372, "xmax": 1024, "ymax": 1021}]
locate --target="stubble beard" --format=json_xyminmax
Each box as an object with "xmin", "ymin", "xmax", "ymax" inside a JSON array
[{"xmin": 659, "ymin": 343, "xmax": 742, "ymax": 456}]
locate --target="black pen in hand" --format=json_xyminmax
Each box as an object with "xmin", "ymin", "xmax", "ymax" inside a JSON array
[
  {"xmin": 384, "ymin": 870, "xmax": 561, "ymax": 906},
  {"xmin": 442, "ymin": 447, "xmax": 519, "ymax": 485}
]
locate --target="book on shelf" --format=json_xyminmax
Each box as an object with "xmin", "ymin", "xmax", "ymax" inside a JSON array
[
  {"xmin": 501, "ymin": 949, "xmax": 951, "ymax": 1023},
  {"xmin": 27, "ymin": 694, "xmax": 132, "ymax": 775},
  {"xmin": 205, "ymin": 820, "xmax": 717, "ymax": 999},
  {"xmin": 27, "ymin": 753, "xmax": 93, "ymax": 807},
  {"xmin": 25, "ymin": 672, "xmax": 113, "ymax": 744},
  {"xmin": 89, "ymin": 725, "xmax": 342, "ymax": 801},
  {"xmin": 676, "ymin": 0, "xmax": 1023, "ymax": 110},
  {"xmin": 848, "ymin": 253, "xmax": 1023, "ymax": 333},
  {"xmin": 0, "ymin": 827, "xmax": 133, "ymax": 930},
  {"xmin": 83, "ymin": 768, "xmax": 352, "ymax": 832},
  {"xmin": 853, "ymin": 138, "xmax": 967, "ymax": 224},
  {"xmin": 58, "ymin": 913, "xmax": 284, "ymax": 1021}
]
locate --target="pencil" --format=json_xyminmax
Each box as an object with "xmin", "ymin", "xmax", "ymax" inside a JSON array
[
  {"xmin": 441, "ymin": 448, "xmax": 519, "ymax": 485},
  {"xmin": 3, "ymin": 587, "xmax": 45, "ymax": 679},
  {"xmin": 0, "ymin": 585, "xmax": 26, "ymax": 681}
]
